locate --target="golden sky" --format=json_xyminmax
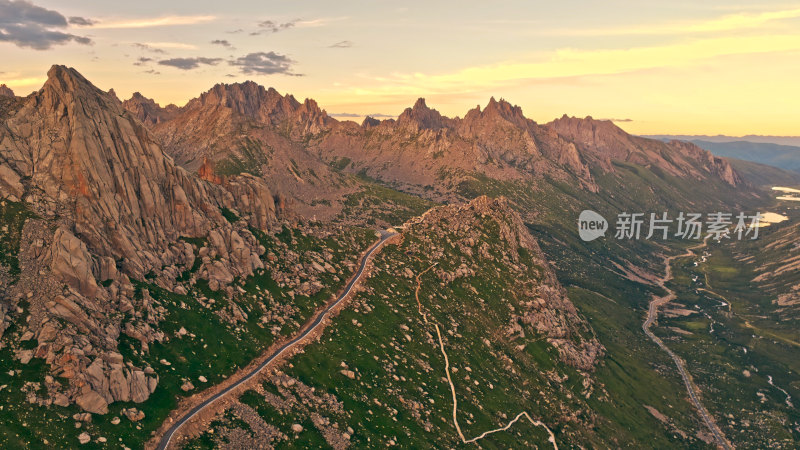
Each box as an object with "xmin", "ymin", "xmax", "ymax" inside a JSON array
[{"xmin": 2, "ymin": 1, "xmax": 799, "ymax": 135}]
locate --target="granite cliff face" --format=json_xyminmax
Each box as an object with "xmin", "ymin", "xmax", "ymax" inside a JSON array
[{"xmin": 0, "ymin": 66, "xmax": 282, "ymax": 413}]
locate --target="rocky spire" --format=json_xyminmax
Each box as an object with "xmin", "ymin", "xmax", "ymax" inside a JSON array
[
  {"xmin": 396, "ymin": 98, "xmax": 448, "ymax": 131},
  {"xmin": 0, "ymin": 84, "xmax": 15, "ymax": 97}
]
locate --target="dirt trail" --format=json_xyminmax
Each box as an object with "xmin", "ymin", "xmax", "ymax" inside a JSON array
[{"xmin": 414, "ymin": 264, "xmax": 558, "ymax": 449}]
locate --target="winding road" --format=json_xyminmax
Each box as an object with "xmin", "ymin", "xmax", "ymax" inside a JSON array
[
  {"xmin": 642, "ymin": 240, "xmax": 732, "ymax": 450},
  {"xmin": 155, "ymin": 229, "xmax": 397, "ymax": 450}
]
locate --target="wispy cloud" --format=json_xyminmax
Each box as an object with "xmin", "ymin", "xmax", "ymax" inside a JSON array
[
  {"xmin": 335, "ymin": 34, "xmax": 800, "ymax": 99},
  {"xmin": 132, "ymin": 42, "xmax": 166, "ymax": 54},
  {"xmin": 254, "ymin": 19, "xmax": 299, "ymax": 34},
  {"xmin": 296, "ymin": 17, "xmax": 348, "ymax": 27},
  {"xmin": 1, "ymin": 75, "xmax": 46, "ymax": 89},
  {"xmin": 228, "ymin": 51, "xmax": 302, "ymax": 76},
  {"xmin": 0, "ymin": 0, "xmax": 92, "ymax": 49},
  {"xmin": 158, "ymin": 57, "xmax": 222, "ymax": 70},
  {"xmin": 142, "ymin": 42, "xmax": 196, "ymax": 49},
  {"xmin": 68, "ymin": 16, "xmax": 96, "ymax": 26},
  {"xmin": 90, "ymin": 15, "xmax": 215, "ymax": 29},
  {"xmin": 329, "ymin": 40, "xmax": 353, "ymax": 48},
  {"xmin": 133, "ymin": 57, "xmax": 152, "ymax": 66},
  {"xmin": 550, "ymin": 7, "xmax": 800, "ymax": 36},
  {"xmin": 211, "ymin": 39, "xmax": 232, "ymax": 48}
]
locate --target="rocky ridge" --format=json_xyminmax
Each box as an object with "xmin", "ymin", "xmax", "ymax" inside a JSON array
[
  {"xmin": 128, "ymin": 84, "xmax": 355, "ymax": 220},
  {"xmin": 548, "ymin": 115, "xmax": 741, "ymax": 186},
  {"xmin": 0, "ymin": 66, "xmax": 284, "ymax": 413},
  {"xmin": 406, "ymin": 195, "xmax": 604, "ymax": 370}
]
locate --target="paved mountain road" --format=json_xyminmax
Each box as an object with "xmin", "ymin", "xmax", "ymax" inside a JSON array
[{"xmin": 156, "ymin": 229, "xmax": 397, "ymax": 450}]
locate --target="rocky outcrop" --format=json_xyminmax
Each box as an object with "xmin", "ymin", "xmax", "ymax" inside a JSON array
[
  {"xmin": 121, "ymin": 92, "xmax": 179, "ymax": 125},
  {"xmin": 0, "ymin": 66, "xmax": 282, "ymax": 412},
  {"xmin": 0, "ymin": 84, "xmax": 15, "ymax": 98}
]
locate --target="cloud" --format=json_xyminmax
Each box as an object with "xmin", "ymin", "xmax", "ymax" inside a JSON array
[
  {"xmin": 228, "ymin": 52, "xmax": 301, "ymax": 76},
  {"xmin": 143, "ymin": 41, "xmax": 195, "ymax": 49},
  {"xmin": 549, "ymin": 7, "xmax": 800, "ymax": 36},
  {"xmin": 143, "ymin": 69, "xmax": 160, "ymax": 75},
  {"xmin": 211, "ymin": 39, "xmax": 232, "ymax": 48},
  {"xmin": 1, "ymin": 74, "xmax": 46, "ymax": 89},
  {"xmin": 255, "ymin": 19, "xmax": 299, "ymax": 34},
  {"xmin": 68, "ymin": 16, "xmax": 95, "ymax": 26},
  {"xmin": 0, "ymin": 0, "xmax": 92, "ymax": 50},
  {"xmin": 133, "ymin": 42, "xmax": 166, "ymax": 54},
  {"xmin": 158, "ymin": 57, "xmax": 222, "ymax": 70},
  {"xmin": 133, "ymin": 57, "xmax": 152, "ymax": 66},
  {"xmin": 329, "ymin": 40, "xmax": 353, "ymax": 48},
  {"xmin": 90, "ymin": 15, "xmax": 214, "ymax": 29},
  {"xmin": 295, "ymin": 17, "xmax": 348, "ymax": 28},
  {"xmin": 335, "ymin": 34, "xmax": 800, "ymax": 100},
  {"xmin": 600, "ymin": 118, "xmax": 633, "ymax": 122}
]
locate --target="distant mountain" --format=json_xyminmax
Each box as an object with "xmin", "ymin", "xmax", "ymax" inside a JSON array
[
  {"xmin": 646, "ymin": 135, "xmax": 800, "ymax": 174},
  {"xmin": 645, "ymin": 134, "xmax": 800, "ymax": 147},
  {"xmin": 690, "ymin": 140, "xmax": 800, "ymax": 173}
]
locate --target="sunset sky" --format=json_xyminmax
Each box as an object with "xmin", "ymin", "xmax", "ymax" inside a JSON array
[{"xmin": 2, "ymin": 0, "xmax": 799, "ymax": 135}]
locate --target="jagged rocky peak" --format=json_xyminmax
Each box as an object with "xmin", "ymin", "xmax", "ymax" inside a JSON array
[
  {"xmin": 463, "ymin": 96, "xmax": 530, "ymax": 128},
  {"xmin": 189, "ymin": 81, "xmax": 293, "ymax": 115},
  {"xmin": 396, "ymin": 97, "xmax": 448, "ymax": 131},
  {"xmin": 0, "ymin": 66, "xmax": 280, "ymax": 413},
  {"xmin": 361, "ymin": 116, "xmax": 381, "ymax": 128},
  {"xmin": 549, "ymin": 114, "xmax": 627, "ymax": 140},
  {"xmin": 0, "ymin": 83, "xmax": 16, "ymax": 97},
  {"xmin": 182, "ymin": 80, "xmax": 334, "ymax": 133},
  {"xmin": 121, "ymin": 91, "xmax": 176, "ymax": 124},
  {"xmin": 547, "ymin": 114, "xmax": 633, "ymax": 153}
]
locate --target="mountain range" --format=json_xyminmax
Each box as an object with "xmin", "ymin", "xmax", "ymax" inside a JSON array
[{"xmin": 0, "ymin": 66, "xmax": 798, "ymax": 449}]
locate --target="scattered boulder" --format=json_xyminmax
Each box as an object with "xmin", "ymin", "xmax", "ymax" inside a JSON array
[
  {"xmin": 122, "ymin": 407, "xmax": 145, "ymax": 422},
  {"xmin": 77, "ymin": 432, "xmax": 90, "ymax": 444}
]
